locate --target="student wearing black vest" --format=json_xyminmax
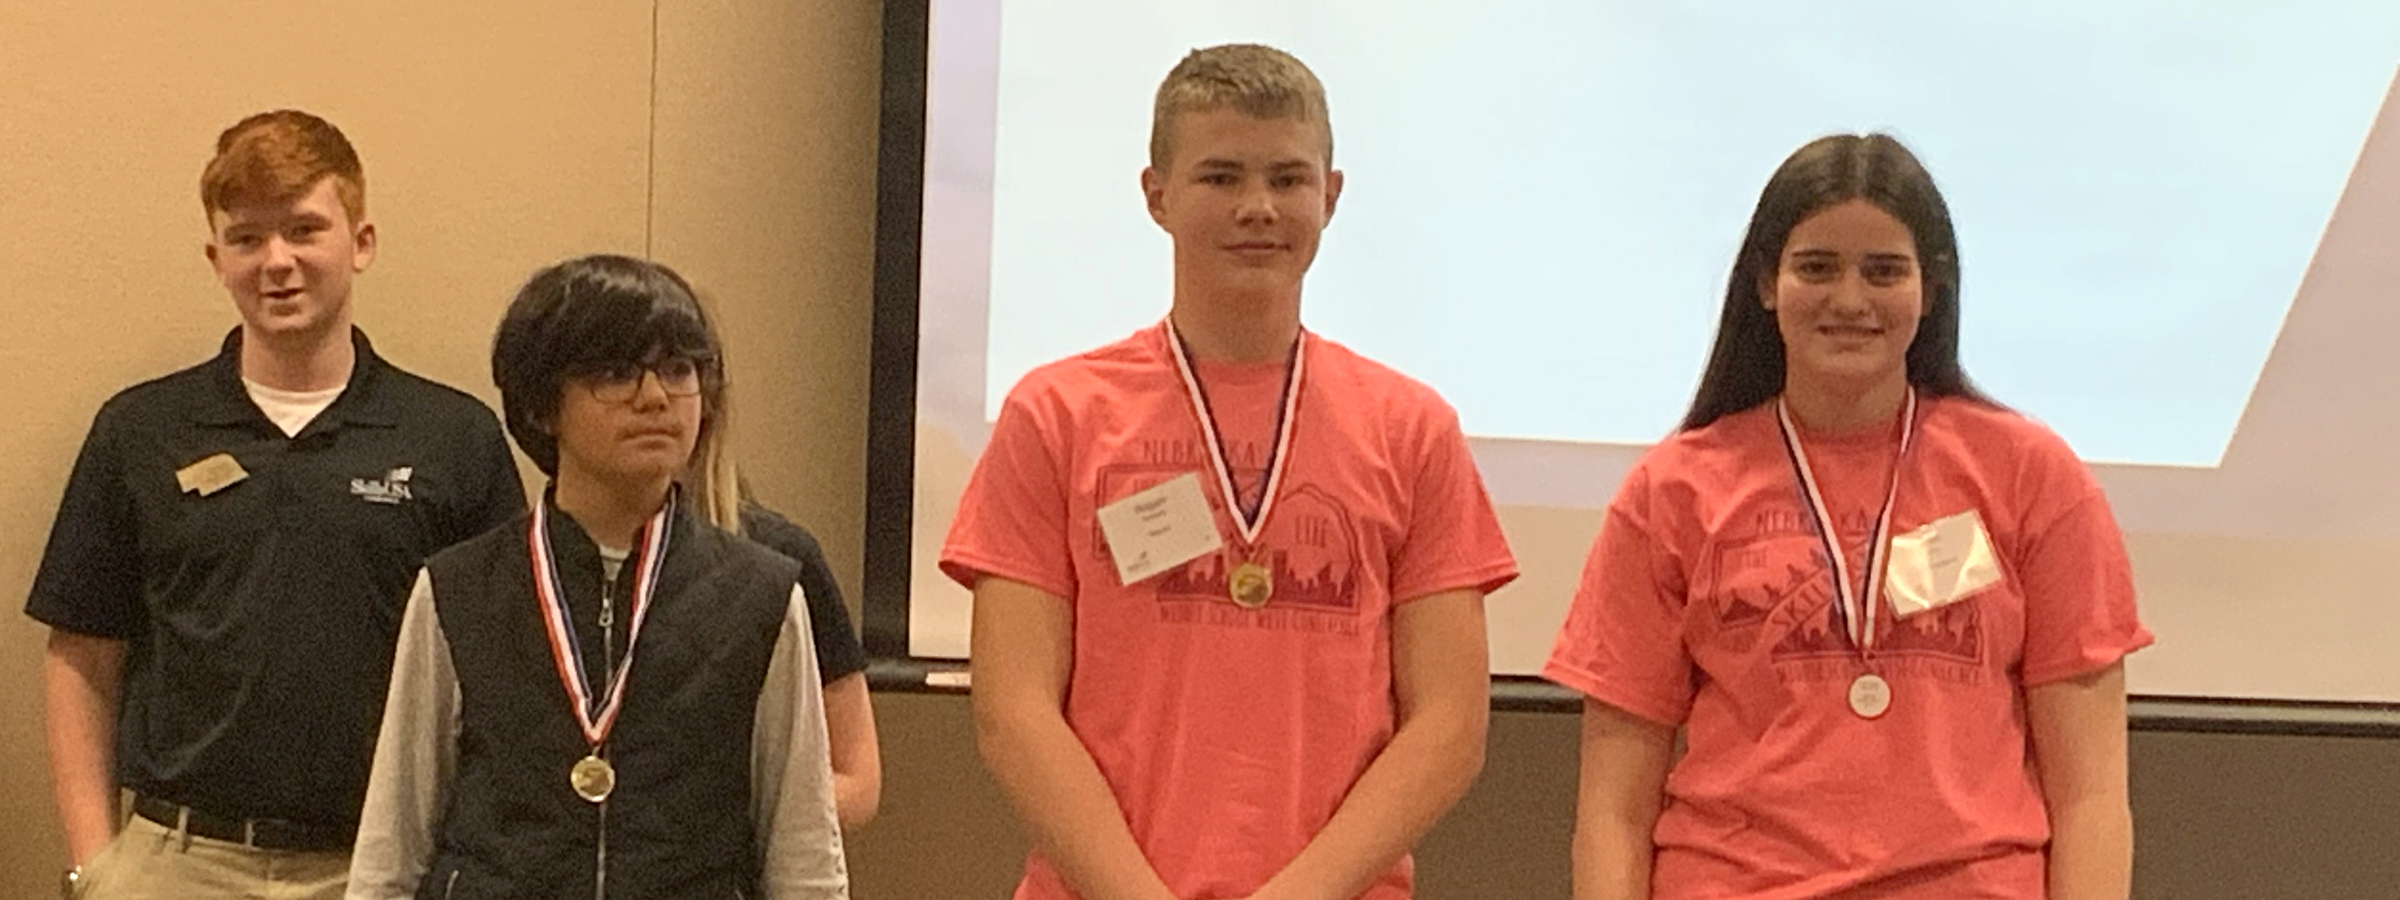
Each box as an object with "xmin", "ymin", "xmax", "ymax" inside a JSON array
[{"xmin": 344, "ymin": 255, "xmax": 849, "ymax": 900}]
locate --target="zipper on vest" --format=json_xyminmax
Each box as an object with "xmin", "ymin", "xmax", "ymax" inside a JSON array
[
  {"xmin": 595, "ymin": 562, "xmax": 619, "ymax": 900},
  {"xmin": 443, "ymin": 869, "xmax": 460, "ymax": 900},
  {"xmin": 594, "ymin": 800, "xmax": 609, "ymax": 900},
  {"xmin": 600, "ymin": 572, "xmax": 618, "ymax": 674}
]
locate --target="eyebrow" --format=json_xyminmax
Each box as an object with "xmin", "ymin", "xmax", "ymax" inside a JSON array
[
  {"xmin": 221, "ymin": 210, "xmax": 333, "ymax": 231},
  {"xmin": 1192, "ymin": 158, "xmax": 1316, "ymax": 173},
  {"xmin": 1786, "ymin": 248, "xmax": 1917, "ymax": 262}
]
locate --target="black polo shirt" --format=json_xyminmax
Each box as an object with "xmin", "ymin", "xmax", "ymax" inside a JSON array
[
  {"xmin": 25, "ymin": 327, "xmax": 524, "ymax": 828},
  {"xmin": 738, "ymin": 504, "xmax": 868, "ymax": 684}
]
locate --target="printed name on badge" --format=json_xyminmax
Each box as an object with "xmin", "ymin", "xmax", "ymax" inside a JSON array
[{"xmin": 1095, "ymin": 472, "xmax": 1225, "ymax": 587}]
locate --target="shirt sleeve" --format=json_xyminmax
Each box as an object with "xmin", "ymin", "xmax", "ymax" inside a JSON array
[
  {"xmin": 345, "ymin": 570, "xmax": 461, "ymax": 900},
  {"xmin": 25, "ymin": 405, "xmax": 147, "ymax": 639},
  {"xmin": 938, "ymin": 387, "xmax": 1078, "ymax": 600},
  {"xmin": 741, "ymin": 508, "xmax": 869, "ymax": 685},
  {"xmin": 1543, "ymin": 466, "xmax": 1698, "ymax": 727},
  {"xmin": 2014, "ymin": 451, "xmax": 2154, "ymax": 687},
  {"xmin": 752, "ymin": 584, "xmax": 851, "ymax": 900},
  {"xmin": 1387, "ymin": 401, "xmax": 1520, "ymax": 603},
  {"xmin": 790, "ymin": 533, "xmax": 868, "ymax": 685}
]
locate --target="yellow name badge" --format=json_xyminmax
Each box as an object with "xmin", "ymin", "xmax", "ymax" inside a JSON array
[{"xmin": 175, "ymin": 453, "xmax": 250, "ymax": 497}]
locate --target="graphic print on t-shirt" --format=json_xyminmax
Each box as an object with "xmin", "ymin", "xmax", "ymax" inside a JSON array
[
  {"xmin": 1092, "ymin": 440, "xmax": 1362, "ymax": 630},
  {"xmin": 1705, "ymin": 503, "xmax": 1985, "ymax": 679}
]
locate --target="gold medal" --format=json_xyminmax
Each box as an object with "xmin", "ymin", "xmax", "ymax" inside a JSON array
[
  {"xmin": 1228, "ymin": 561, "xmax": 1273, "ymax": 609},
  {"xmin": 571, "ymin": 753, "xmax": 617, "ymax": 803}
]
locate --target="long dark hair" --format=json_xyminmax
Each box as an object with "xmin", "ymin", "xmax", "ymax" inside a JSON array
[{"xmin": 1679, "ymin": 133, "xmax": 1990, "ymax": 431}]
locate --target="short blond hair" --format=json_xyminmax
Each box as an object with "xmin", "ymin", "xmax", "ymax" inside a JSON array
[{"xmin": 1148, "ymin": 44, "xmax": 1333, "ymax": 171}]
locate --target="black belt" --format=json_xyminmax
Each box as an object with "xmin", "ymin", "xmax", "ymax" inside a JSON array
[{"xmin": 130, "ymin": 795, "xmax": 355, "ymax": 853}]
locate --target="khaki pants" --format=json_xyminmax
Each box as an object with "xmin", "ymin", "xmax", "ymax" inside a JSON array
[{"xmin": 78, "ymin": 813, "xmax": 348, "ymax": 900}]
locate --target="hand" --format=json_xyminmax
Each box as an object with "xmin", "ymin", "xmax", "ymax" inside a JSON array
[{"xmin": 1210, "ymin": 879, "xmax": 1310, "ymax": 900}]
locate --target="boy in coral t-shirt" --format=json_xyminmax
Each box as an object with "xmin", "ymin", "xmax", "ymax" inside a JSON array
[{"xmin": 942, "ymin": 44, "xmax": 1517, "ymax": 900}]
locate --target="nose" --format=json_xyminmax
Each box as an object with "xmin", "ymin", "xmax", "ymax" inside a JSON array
[
  {"xmin": 261, "ymin": 235, "xmax": 298, "ymax": 273},
  {"xmin": 1233, "ymin": 183, "xmax": 1278, "ymax": 226},
  {"xmin": 1825, "ymin": 270, "xmax": 1872, "ymax": 314},
  {"xmin": 629, "ymin": 369, "xmax": 673, "ymax": 409}
]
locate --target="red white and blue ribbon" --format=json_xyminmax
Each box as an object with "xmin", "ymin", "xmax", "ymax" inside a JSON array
[{"xmin": 528, "ymin": 491, "xmax": 672, "ymax": 747}]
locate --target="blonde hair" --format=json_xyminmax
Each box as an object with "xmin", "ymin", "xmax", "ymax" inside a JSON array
[
  {"xmin": 1147, "ymin": 43, "xmax": 1333, "ymax": 172},
  {"xmin": 684, "ymin": 356, "xmax": 747, "ymax": 537}
]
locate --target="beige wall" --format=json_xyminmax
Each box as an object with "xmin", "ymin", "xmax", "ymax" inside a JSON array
[
  {"xmin": 650, "ymin": 0, "xmax": 882, "ymax": 533},
  {"xmin": 5, "ymin": 5, "xmax": 2398, "ymax": 900}
]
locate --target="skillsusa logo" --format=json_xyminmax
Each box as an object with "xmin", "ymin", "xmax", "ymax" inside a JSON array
[{"xmin": 352, "ymin": 467, "xmax": 414, "ymax": 504}]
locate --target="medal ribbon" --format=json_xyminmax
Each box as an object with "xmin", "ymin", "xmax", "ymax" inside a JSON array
[
  {"xmin": 1164, "ymin": 320, "xmax": 1305, "ymax": 546},
  {"xmin": 528, "ymin": 490, "xmax": 673, "ymax": 747},
  {"xmin": 1774, "ymin": 389, "xmax": 1918, "ymax": 660}
]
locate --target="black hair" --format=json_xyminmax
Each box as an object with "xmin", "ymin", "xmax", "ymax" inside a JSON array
[
  {"xmin": 1679, "ymin": 133, "xmax": 1991, "ymax": 432},
  {"xmin": 492, "ymin": 254, "xmax": 724, "ymax": 475}
]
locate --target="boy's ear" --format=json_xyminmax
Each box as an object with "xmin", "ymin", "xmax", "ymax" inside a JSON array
[
  {"xmin": 1324, "ymin": 168, "xmax": 1344, "ymax": 222},
  {"xmin": 351, "ymin": 219, "xmax": 378, "ymax": 273},
  {"xmin": 202, "ymin": 210, "xmax": 225, "ymax": 270},
  {"xmin": 1141, "ymin": 165, "xmax": 1169, "ymax": 227}
]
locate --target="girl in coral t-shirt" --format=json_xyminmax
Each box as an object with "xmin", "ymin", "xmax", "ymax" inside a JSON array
[{"xmin": 1546, "ymin": 134, "xmax": 2152, "ymax": 900}]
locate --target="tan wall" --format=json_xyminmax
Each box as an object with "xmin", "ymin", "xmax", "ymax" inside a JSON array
[{"xmin": 4, "ymin": 4, "xmax": 2398, "ymax": 900}]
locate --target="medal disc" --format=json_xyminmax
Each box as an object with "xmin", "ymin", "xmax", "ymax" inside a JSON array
[
  {"xmin": 1848, "ymin": 673, "xmax": 1893, "ymax": 719},
  {"xmin": 571, "ymin": 754, "xmax": 617, "ymax": 803},
  {"xmin": 1228, "ymin": 562, "xmax": 1273, "ymax": 609}
]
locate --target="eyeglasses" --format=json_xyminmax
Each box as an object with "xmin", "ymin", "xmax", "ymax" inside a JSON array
[{"xmin": 572, "ymin": 356, "xmax": 713, "ymax": 404}]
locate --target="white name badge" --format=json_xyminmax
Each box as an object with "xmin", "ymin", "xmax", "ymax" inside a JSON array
[
  {"xmin": 1884, "ymin": 508, "xmax": 2002, "ymax": 618},
  {"xmin": 1095, "ymin": 472, "xmax": 1225, "ymax": 587}
]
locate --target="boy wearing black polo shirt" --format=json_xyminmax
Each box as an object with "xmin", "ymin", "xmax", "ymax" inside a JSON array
[{"xmin": 25, "ymin": 110, "xmax": 523, "ymax": 900}]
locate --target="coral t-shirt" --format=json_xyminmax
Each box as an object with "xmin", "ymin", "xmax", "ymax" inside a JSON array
[
  {"xmin": 944, "ymin": 324, "xmax": 1518, "ymax": 900},
  {"xmin": 1545, "ymin": 397, "xmax": 2152, "ymax": 899}
]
